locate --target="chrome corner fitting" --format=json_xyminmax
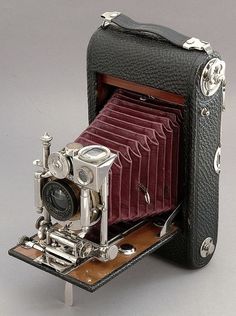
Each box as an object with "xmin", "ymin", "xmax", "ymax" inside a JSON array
[
  {"xmin": 183, "ymin": 37, "xmax": 213, "ymax": 54},
  {"xmin": 101, "ymin": 11, "xmax": 120, "ymax": 28}
]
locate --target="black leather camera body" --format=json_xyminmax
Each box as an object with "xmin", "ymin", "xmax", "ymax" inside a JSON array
[{"xmin": 9, "ymin": 12, "xmax": 225, "ymax": 295}]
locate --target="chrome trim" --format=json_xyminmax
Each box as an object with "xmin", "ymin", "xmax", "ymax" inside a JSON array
[
  {"xmin": 79, "ymin": 188, "xmax": 91, "ymax": 237},
  {"xmin": 138, "ymin": 183, "xmax": 151, "ymax": 205},
  {"xmin": 200, "ymin": 107, "xmax": 210, "ymax": 117},
  {"xmin": 65, "ymin": 142, "xmax": 83, "ymax": 157},
  {"xmin": 34, "ymin": 171, "xmax": 44, "ymax": 213},
  {"xmin": 183, "ymin": 37, "xmax": 213, "ymax": 54},
  {"xmin": 200, "ymin": 58, "xmax": 226, "ymax": 97},
  {"xmin": 40, "ymin": 132, "xmax": 53, "ymax": 171},
  {"xmin": 78, "ymin": 144, "xmax": 111, "ymax": 164},
  {"xmin": 119, "ymin": 244, "xmax": 136, "ymax": 255},
  {"xmin": 200, "ymin": 237, "xmax": 215, "ymax": 258},
  {"xmin": 101, "ymin": 11, "xmax": 121, "ymax": 27},
  {"xmin": 100, "ymin": 175, "xmax": 109, "ymax": 246},
  {"xmin": 48, "ymin": 152, "xmax": 70, "ymax": 179},
  {"xmin": 154, "ymin": 203, "xmax": 182, "ymax": 238},
  {"xmin": 214, "ymin": 146, "xmax": 221, "ymax": 174},
  {"xmin": 222, "ymin": 78, "xmax": 226, "ymax": 111}
]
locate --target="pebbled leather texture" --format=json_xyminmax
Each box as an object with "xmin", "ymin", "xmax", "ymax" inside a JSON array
[
  {"xmin": 158, "ymin": 58, "xmax": 222, "ymax": 268},
  {"xmin": 87, "ymin": 25, "xmax": 222, "ymax": 268},
  {"xmin": 87, "ymin": 25, "xmax": 201, "ymax": 124}
]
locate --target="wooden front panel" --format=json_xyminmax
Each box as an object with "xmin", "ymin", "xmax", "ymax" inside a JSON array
[{"xmin": 99, "ymin": 74, "xmax": 185, "ymax": 105}]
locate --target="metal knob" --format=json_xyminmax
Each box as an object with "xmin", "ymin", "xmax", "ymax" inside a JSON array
[
  {"xmin": 48, "ymin": 152, "xmax": 70, "ymax": 179},
  {"xmin": 200, "ymin": 237, "xmax": 215, "ymax": 258},
  {"xmin": 65, "ymin": 143, "xmax": 83, "ymax": 157},
  {"xmin": 200, "ymin": 58, "xmax": 226, "ymax": 97},
  {"xmin": 40, "ymin": 132, "xmax": 53, "ymax": 144}
]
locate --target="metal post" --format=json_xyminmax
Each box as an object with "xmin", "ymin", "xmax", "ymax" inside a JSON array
[
  {"xmin": 64, "ymin": 282, "xmax": 74, "ymax": 306},
  {"xmin": 100, "ymin": 176, "xmax": 108, "ymax": 246},
  {"xmin": 40, "ymin": 132, "xmax": 53, "ymax": 222},
  {"xmin": 80, "ymin": 188, "xmax": 90, "ymax": 237},
  {"xmin": 40, "ymin": 132, "xmax": 53, "ymax": 171}
]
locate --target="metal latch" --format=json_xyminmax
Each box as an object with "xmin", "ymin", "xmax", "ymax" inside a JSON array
[
  {"xmin": 101, "ymin": 11, "xmax": 121, "ymax": 28},
  {"xmin": 183, "ymin": 37, "xmax": 213, "ymax": 54},
  {"xmin": 214, "ymin": 146, "xmax": 221, "ymax": 174}
]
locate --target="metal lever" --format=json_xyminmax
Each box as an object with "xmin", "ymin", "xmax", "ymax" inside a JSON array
[
  {"xmin": 159, "ymin": 203, "xmax": 182, "ymax": 237},
  {"xmin": 138, "ymin": 183, "xmax": 150, "ymax": 205}
]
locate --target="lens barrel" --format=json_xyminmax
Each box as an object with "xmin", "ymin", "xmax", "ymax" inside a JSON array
[{"xmin": 42, "ymin": 180, "xmax": 79, "ymax": 221}]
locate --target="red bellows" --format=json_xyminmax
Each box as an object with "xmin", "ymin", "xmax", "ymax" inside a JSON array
[{"xmin": 75, "ymin": 89, "xmax": 183, "ymax": 224}]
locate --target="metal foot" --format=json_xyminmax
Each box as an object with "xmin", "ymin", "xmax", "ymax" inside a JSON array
[{"xmin": 64, "ymin": 282, "xmax": 74, "ymax": 306}]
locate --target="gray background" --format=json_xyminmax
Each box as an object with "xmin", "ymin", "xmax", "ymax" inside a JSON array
[{"xmin": 0, "ymin": 1, "xmax": 236, "ymax": 315}]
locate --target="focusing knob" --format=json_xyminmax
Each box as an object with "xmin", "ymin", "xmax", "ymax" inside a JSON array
[{"xmin": 48, "ymin": 152, "xmax": 70, "ymax": 179}]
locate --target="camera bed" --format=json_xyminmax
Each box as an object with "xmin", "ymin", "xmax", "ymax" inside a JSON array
[{"xmin": 9, "ymin": 221, "xmax": 178, "ymax": 292}]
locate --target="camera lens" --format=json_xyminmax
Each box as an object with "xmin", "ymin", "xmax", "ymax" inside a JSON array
[
  {"xmin": 42, "ymin": 180, "xmax": 79, "ymax": 221},
  {"xmin": 51, "ymin": 189, "xmax": 68, "ymax": 211}
]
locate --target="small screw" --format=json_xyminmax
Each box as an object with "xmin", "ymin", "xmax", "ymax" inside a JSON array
[{"xmin": 201, "ymin": 107, "xmax": 210, "ymax": 117}]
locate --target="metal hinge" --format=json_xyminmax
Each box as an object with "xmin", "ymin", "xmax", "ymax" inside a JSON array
[{"xmin": 183, "ymin": 37, "xmax": 213, "ymax": 54}]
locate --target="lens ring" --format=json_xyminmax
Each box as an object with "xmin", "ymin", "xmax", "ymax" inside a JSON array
[
  {"xmin": 42, "ymin": 180, "xmax": 78, "ymax": 221},
  {"xmin": 77, "ymin": 167, "xmax": 93, "ymax": 186}
]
